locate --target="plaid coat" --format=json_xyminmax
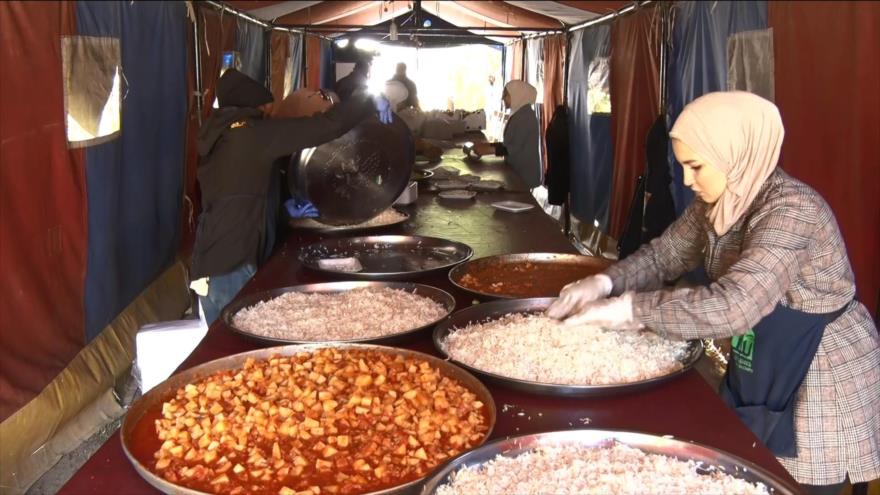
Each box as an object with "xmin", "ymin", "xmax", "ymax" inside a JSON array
[{"xmin": 605, "ymin": 169, "xmax": 880, "ymax": 485}]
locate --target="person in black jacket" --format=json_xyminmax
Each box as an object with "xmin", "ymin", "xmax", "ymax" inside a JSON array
[
  {"xmin": 192, "ymin": 69, "xmax": 391, "ymax": 324},
  {"xmin": 335, "ymin": 60, "xmax": 370, "ymax": 102}
]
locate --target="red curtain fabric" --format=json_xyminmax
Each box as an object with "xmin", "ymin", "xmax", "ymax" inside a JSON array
[
  {"xmin": 270, "ymin": 31, "xmax": 290, "ymax": 102},
  {"xmin": 608, "ymin": 7, "xmax": 660, "ymax": 240},
  {"xmin": 769, "ymin": 1, "xmax": 880, "ymax": 314},
  {"xmin": 511, "ymin": 39, "xmax": 525, "ymax": 81},
  {"xmin": 541, "ymin": 34, "xmax": 567, "ymax": 174},
  {"xmin": 0, "ymin": 1, "xmax": 86, "ymax": 420},
  {"xmin": 304, "ymin": 34, "xmax": 323, "ymax": 90}
]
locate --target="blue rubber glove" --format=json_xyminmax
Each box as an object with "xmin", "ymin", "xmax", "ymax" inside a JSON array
[
  {"xmin": 375, "ymin": 95, "xmax": 393, "ymax": 124},
  {"xmin": 285, "ymin": 198, "xmax": 319, "ymax": 218}
]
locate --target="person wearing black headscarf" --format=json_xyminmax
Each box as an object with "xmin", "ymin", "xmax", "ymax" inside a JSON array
[{"xmin": 193, "ymin": 69, "xmax": 391, "ymax": 324}]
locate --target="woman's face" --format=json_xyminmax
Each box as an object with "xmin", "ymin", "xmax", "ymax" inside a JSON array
[
  {"xmin": 502, "ymin": 89, "xmax": 511, "ymax": 109},
  {"xmin": 672, "ymin": 138, "xmax": 728, "ymax": 204}
]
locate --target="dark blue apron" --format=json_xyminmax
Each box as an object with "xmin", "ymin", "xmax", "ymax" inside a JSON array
[{"xmin": 719, "ymin": 302, "xmax": 848, "ymax": 457}]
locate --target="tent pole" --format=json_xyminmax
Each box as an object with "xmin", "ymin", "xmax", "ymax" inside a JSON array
[
  {"xmin": 193, "ymin": 10, "xmax": 203, "ymax": 127},
  {"xmin": 562, "ymin": 31, "xmax": 572, "ymax": 237},
  {"xmin": 569, "ymin": 1, "xmax": 652, "ymax": 33},
  {"xmin": 658, "ymin": 2, "xmax": 670, "ymax": 115}
]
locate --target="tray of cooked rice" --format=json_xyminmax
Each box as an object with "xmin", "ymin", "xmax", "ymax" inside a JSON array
[
  {"xmin": 419, "ymin": 429, "xmax": 798, "ymax": 495},
  {"xmin": 222, "ymin": 281, "xmax": 455, "ymax": 345},
  {"xmin": 433, "ymin": 298, "xmax": 702, "ymax": 396}
]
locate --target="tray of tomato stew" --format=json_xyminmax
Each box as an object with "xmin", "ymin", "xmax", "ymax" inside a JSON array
[
  {"xmin": 122, "ymin": 344, "xmax": 495, "ymax": 495},
  {"xmin": 448, "ymin": 253, "xmax": 613, "ymax": 300}
]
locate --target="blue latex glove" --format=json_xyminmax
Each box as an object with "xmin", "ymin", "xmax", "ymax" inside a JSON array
[
  {"xmin": 285, "ymin": 198, "xmax": 319, "ymax": 218},
  {"xmin": 375, "ymin": 95, "xmax": 393, "ymax": 124}
]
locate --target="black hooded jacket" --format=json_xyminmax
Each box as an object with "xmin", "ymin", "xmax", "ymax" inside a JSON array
[{"xmin": 192, "ymin": 92, "xmax": 375, "ymax": 278}]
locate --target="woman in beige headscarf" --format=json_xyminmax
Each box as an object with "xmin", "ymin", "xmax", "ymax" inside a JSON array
[
  {"xmin": 466, "ymin": 80, "xmax": 542, "ymax": 188},
  {"xmin": 547, "ymin": 91, "xmax": 880, "ymax": 494}
]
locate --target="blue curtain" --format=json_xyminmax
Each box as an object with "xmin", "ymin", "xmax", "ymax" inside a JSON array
[
  {"xmin": 235, "ymin": 18, "xmax": 267, "ymax": 85},
  {"xmin": 567, "ymin": 26, "xmax": 614, "ymax": 228},
  {"xmin": 76, "ymin": 1, "xmax": 187, "ymax": 341},
  {"xmin": 288, "ymin": 33, "xmax": 303, "ymax": 92},
  {"xmin": 666, "ymin": 1, "xmax": 767, "ymax": 214}
]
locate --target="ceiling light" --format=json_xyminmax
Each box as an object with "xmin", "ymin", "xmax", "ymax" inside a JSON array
[
  {"xmin": 335, "ymin": 39, "xmax": 349, "ymax": 48},
  {"xmin": 355, "ymin": 38, "xmax": 380, "ymax": 51}
]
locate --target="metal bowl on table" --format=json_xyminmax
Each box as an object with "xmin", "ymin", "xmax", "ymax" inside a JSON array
[
  {"xmin": 448, "ymin": 252, "xmax": 613, "ymax": 301},
  {"xmin": 433, "ymin": 297, "xmax": 703, "ymax": 397},
  {"xmin": 419, "ymin": 429, "xmax": 799, "ymax": 495},
  {"xmin": 299, "ymin": 235, "xmax": 473, "ymax": 281},
  {"xmin": 121, "ymin": 343, "xmax": 497, "ymax": 495},
  {"xmin": 220, "ymin": 281, "xmax": 455, "ymax": 345}
]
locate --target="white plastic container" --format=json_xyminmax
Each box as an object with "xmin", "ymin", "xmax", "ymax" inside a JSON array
[{"xmin": 394, "ymin": 181, "xmax": 419, "ymax": 205}]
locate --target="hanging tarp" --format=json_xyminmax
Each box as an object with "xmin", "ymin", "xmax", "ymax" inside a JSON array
[
  {"xmin": 608, "ymin": 5, "xmax": 661, "ymax": 240},
  {"xmin": 541, "ymin": 34, "xmax": 566, "ymax": 175},
  {"xmin": 198, "ymin": 4, "xmax": 236, "ymax": 117},
  {"xmin": 75, "ymin": 0, "xmax": 187, "ymax": 340},
  {"xmin": 269, "ymin": 31, "xmax": 290, "ymax": 101},
  {"xmin": 304, "ymin": 33, "xmax": 322, "ymax": 89},
  {"xmin": 567, "ymin": 25, "xmax": 613, "ymax": 228},
  {"xmin": 0, "ymin": 0, "xmax": 85, "ymax": 422},
  {"xmin": 288, "ymin": 32, "xmax": 303, "ymax": 93},
  {"xmin": 666, "ymin": 0, "xmax": 767, "ymax": 214},
  {"xmin": 235, "ymin": 17, "xmax": 266, "ymax": 85},
  {"xmin": 769, "ymin": 1, "xmax": 880, "ymax": 314}
]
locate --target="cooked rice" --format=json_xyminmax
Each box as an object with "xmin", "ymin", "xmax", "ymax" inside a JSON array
[
  {"xmin": 441, "ymin": 313, "xmax": 689, "ymax": 385},
  {"xmin": 435, "ymin": 442, "xmax": 770, "ymax": 495},
  {"xmin": 234, "ymin": 287, "xmax": 447, "ymax": 341},
  {"xmin": 297, "ymin": 209, "xmax": 407, "ymax": 229}
]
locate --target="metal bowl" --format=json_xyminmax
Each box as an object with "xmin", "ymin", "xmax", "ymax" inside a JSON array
[
  {"xmin": 411, "ymin": 169, "xmax": 434, "ymax": 181},
  {"xmin": 448, "ymin": 253, "xmax": 613, "ymax": 300},
  {"xmin": 289, "ymin": 208, "xmax": 410, "ymax": 235},
  {"xmin": 419, "ymin": 429, "xmax": 798, "ymax": 495},
  {"xmin": 121, "ymin": 343, "xmax": 497, "ymax": 495},
  {"xmin": 299, "ymin": 235, "xmax": 474, "ymax": 280},
  {"xmin": 220, "ymin": 281, "xmax": 456, "ymax": 345},
  {"xmin": 433, "ymin": 298, "xmax": 703, "ymax": 397}
]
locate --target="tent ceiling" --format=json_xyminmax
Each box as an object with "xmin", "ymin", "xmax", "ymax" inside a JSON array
[{"xmin": 224, "ymin": 1, "xmax": 632, "ymax": 28}]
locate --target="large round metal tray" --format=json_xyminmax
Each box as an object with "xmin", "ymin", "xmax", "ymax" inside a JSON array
[
  {"xmin": 299, "ymin": 235, "xmax": 474, "ymax": 280},
  {"xmin": 448, "ymin": 252, "xmax": 613, "ymax": 300},
  {"xmin": 220, "ymin": 281, "xmax": 456, "ymax": 345},
  {"xmin": 289, "ymin": 208, "xmax": 410, "ymax": 234},
  {"xmin": 121, "ymin": 343, "xmax": 497, "ymax": 495},
  {"xmin": 419, "ymin": 429, "xmax": 798, "ymax": 495},
  {"xmin": 433, "ymin": 298, "xmax": 703, "ymax": 397}
]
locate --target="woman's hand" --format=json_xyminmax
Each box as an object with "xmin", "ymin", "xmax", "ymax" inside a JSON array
[
  {"xmin": 545, "ymin": 274, "xmax": 613, "ymax": 320},
  {"xmin": 561, "ymin": 292, "xmax": 643, "ymax": 330}
]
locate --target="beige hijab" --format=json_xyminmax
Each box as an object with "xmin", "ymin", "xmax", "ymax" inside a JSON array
[
  {"xmin": 504, "ymin": 80, "xmax": 537, "ymax": 115},
  {"xmin": 669, "ymin": 91, "xmax": 785, "ymax": 236}
]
